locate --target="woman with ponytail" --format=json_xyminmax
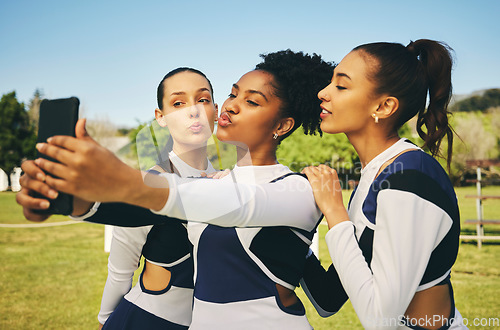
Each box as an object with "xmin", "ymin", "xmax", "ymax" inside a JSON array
[
  {"xmin": 95, "ymin": 68, "xmax": 218, "ymax": 329},
  {"xmin": 302, "ymin": 40, "xmax": 467, "ymax": 329}
]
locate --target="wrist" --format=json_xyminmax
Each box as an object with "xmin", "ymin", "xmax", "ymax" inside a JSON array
[
  {"xmin": 323, "ymin": 205, "xmax": 349, "ymax": 229},
  {"xmin": 124, "ymin": 169, "xmax": 169, "ymax": 211},
  {"xmin": 71, "ymin": 198, "xmax": 93, "ymax": 216}
]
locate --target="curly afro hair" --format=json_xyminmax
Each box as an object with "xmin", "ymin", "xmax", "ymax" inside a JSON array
[{"xmin": 255, "ymin": 49, "xmax": 335, "ymax": 140}]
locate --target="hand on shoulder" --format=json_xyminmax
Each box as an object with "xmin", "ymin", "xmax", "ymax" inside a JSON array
[{"xmin": 302, "ymin": 164, "xmax": 349, "ymax": 229}]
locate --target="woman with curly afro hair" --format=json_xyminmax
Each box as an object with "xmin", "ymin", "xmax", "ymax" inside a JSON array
[{"xmin": 21, "ymin": 50, "xmax": 334, "ymax": 329}]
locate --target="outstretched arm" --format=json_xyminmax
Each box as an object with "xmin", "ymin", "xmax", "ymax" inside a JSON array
[
  {"xmin": 36, "ymin": 120, "xmax": 321, "ymax": 231},
  {"xmin": 151, "ymin": 172, "xmax": 322, "ymax": 231},
  {"xmin": 34, "ymin": 119, "xmax": 170, "ymax": 211}
]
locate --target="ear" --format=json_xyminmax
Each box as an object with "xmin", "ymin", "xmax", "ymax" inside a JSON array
[
  {"xmin": 275, "ymin": 117, "xmax": 295, "ymax": 138},
  {"xmin": 155, "ymin": 108, "xmax": 168, "ymax": 127},
  {"xmin": 374, "ymin": 96, "xmax": 399, "ymax": 120}
]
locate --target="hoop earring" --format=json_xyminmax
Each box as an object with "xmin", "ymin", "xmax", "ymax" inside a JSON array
[
  {"xmin": 273, "ymin": 133, "xmax": 278, "ymax": 140},
  {"xmin": 372, "ymin": 113, "xmax": 379, "ymax": 124}
]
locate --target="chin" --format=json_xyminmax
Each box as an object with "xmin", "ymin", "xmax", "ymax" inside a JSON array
[
  {"xmin": 216, "ymin": 134, "xmax": 244, "ymax": 147},
  {"xmin": 322, "ymin": 120, "xmax": 346, "ymax": 135},
  {"xmin": 216, "ymin": 129, "xmax": 231, "ymax": 142},
  {"xmin": 320, "ymin": 122, "xmax": 334, "ymax": 134}
]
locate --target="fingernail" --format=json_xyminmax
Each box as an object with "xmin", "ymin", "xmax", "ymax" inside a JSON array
[
  {"xmin": 40, "ymin": 200, "xmax": 50, "ymax": 209},
  {"xmin": 36, "ymin": 173, "xmax": 46, "ymax": 182},
  {"xmin": 36, "ymin": 143, "xmax": 43, "ymax": 150},
  {"xmin": 35, "ymin": 159, "xmax": 42, "ymax": 166},
  {"xmin": 48, "ymin": 190, "xmax": 58, "ymax": 199},
  {"xmin": 47, "ymin": 137, "xmax": 53, "ymax": 143}
]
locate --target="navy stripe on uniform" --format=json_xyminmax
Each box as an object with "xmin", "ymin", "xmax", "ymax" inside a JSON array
[
  {"xmin": 102, "ymin": 298, "xmax": 188, "ymax": 330},
  {"xmin": 358, "ymin": 150, "xmax": 460, "ymax": 285},
  {"xmin": 195, "ymin": 225, "xmax": 275, "ymax": 303}
]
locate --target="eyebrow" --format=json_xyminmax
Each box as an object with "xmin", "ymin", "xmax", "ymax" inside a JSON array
[
  {"xmin": 170, "ymin": 88, "xmax": 211, "ymax": 96},
  {"xmin": 335, "ymin": 72, "xmax": 351, "ymax": 80},
  {"xmin": 232, "ymin": 83, "xmax": 269, "ymax": 102}
]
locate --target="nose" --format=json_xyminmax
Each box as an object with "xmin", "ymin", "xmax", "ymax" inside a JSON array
[
  {"xmin": 317, "ymin": 86, "xmax": 330, "ymax": 102},
  {"xmin": 188, "ymin": 104, "xmax": 201, "ymax": 118},
  {"xmin": 224, "ymin": 98, "xmax": 239, "ymax": 114}
]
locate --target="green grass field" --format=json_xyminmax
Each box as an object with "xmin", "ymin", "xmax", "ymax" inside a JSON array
[{"xmin": 1, "ymin": 187, "xmax": 499, "ymax": 329}]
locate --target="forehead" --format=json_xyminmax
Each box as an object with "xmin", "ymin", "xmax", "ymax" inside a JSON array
[
  {"xmin": 236, "ymin": 70, "xmax": 275, "ymax": 94},
  {"xmin": 164, "ymin": 71, "xmax": 211, "ymax": 94},
  {"xmin": 335, "ymin": 50, "xmax": 373, "ymax": 81}
]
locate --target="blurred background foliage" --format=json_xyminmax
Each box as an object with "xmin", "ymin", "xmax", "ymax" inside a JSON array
[{"xmin": 1, "ymin": 88, "xmax": 499, "ymax": 187}]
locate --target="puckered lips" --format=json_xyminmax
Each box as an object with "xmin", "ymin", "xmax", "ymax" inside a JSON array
[
  {"xmin": 189, "ymin": 121, "xmax": 203, "ymax": 133},
  {"xmin": 218, "ymin": 112, "xmax": 232, "ymax": 127}
]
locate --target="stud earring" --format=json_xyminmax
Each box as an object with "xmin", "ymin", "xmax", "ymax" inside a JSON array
[
  {"xmin": 372, "ymin": 113, "xmax": 379, "ymax": 124},
  {"xmin": 273, "ymin": 133, "xmax": 278, "ymax": 140}
]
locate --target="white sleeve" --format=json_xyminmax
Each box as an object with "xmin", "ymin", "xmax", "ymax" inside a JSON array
[
  {"xmin": 151, "ymin": 174, "xmax": 321, "ymax": 232},
  {"xmin": 97, "ymin": 225, "xmax": 151, "ymax": 324},
  {"xmin": 69, "ymin": 202, "xmax": 101, "ymax": 221},
  {"xmin": 325, "ymin": 190, "xmax": 452, "ymax": 329}
]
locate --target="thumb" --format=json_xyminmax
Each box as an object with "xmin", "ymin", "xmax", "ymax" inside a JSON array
[{"xmin": 75, "ymin": 118, "xmax": 92, "ymax": 140}]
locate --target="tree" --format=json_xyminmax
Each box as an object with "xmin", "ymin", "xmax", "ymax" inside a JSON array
[
  {"xmin": 277, "ymin": 128, "xmax": 359, "ymax": 188},
  {"xmin": 443, "ymin": 111, "xmax": 499, "ymax": 184},
  {"xmin": 0, "ymin": 91, "xmax": 37, "ymax": 188},
  {"xmin": 28, "ymin": 89, "xmax": 43, "ymax": 131},
  {"xmin": 489, "ymin": 107, "xmax": 500, "ymax": 144},
  {"xmin": 451, "ymin": 88, "xmax": 500, "ymax": 112},
  {"xmin": 85, "ymin": 115, "xmax": 119, "ymax": 148},
  {"xmin": 126, "ymin": 119, "xmax": 236, "ymax": 171}
]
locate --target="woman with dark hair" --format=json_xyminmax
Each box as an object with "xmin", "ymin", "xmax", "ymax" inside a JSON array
[
  {"xmin": 19, "ymin": 50, "xmax": 334, "ymax": 329},
  {"xmin": 302, "ymin": 40, "xmax": 466, "ymax": 329},
  {"xmin": 93, "ymin": 68, "xmax": 217, "ymax": 329}
]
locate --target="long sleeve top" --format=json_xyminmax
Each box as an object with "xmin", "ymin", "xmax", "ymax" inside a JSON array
[
  {"xmin": 95, "ymin": 151, "xmax": 215, "ymax": 325},
  {"xmin": 324, "ymin": 139, "xmax": 461, "ymax": 329},
  {"xmin": 78, "ymin": 163, "xmax": 323, "ymax": 329}
]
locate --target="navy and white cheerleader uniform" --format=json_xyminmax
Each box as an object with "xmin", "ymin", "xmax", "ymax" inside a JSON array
[
  {"xmin": 76, "ymin": 163, "xmax": 322, "ymax": 329},
  {"xmin": 152, "ymin": 163, "xmax": 323, "ymax": 329},
  {"xmin": 303, "ymin": 138, "xmax": 467, "ymax": 329},
  {"xmin": 74, "ymin": 151, "xmax": 215, "ymax": 329}
]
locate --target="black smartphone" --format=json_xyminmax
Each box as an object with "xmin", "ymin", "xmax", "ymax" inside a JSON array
[{"xmin": 34, "ymin": 97, "xmax": 80, "ymax": 215}]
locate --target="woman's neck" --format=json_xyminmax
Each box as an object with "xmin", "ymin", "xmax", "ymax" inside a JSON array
[
  {"xmin": 236, "ymin": 146, "xmax": 278, "ymax": 167},
  {"xmin": 347, "ymin": 131, "xmax": 400, "ymax": 168},
  {"xmin": 171, "ymin": 144, "xmax": 208, "ymax": 170}
]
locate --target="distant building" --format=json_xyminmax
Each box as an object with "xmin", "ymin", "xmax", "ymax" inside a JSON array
[
  {"xmin": 0, "ymin": 167, "xmax": 22, "ymax": 192},
  {"xmin": 10, "ymin": 167, "xmax": 22, "ymax": 192},
  {"xmin": 0, "ymin": 169, "xmax": 8, "ymax": 191}
]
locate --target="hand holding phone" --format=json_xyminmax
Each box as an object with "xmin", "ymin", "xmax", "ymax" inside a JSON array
[{"xmin": 34, "ymin": 97, "xmax": 79, "ymax": 215}]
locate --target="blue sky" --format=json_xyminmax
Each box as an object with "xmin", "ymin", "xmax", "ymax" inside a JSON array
[{"xmin": 1, "ymin": 0, "xmax": 499, "ymax": 128}]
